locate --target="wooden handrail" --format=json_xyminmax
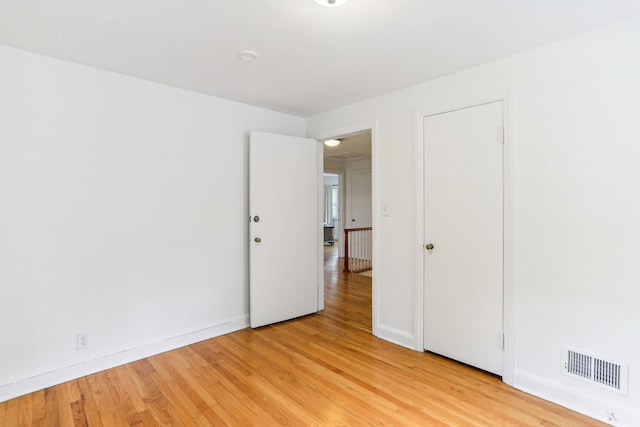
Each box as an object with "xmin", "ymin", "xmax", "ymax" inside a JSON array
[
  {"xmin": 344, "ymin": 227, "xmax": 372, "ymax": 232},
  {"xmin": 344, "ymin": 227, "xmax": 373, "ymax": 273}
]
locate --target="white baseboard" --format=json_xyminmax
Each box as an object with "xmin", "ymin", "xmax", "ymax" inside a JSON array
[
  {"xmin": 0, "ymin": 315, "xmax": 249, "ymax": 403},
  {"xmin": 375, "ymin": 323, "xmax": 416, "ymax": 350},
  {"xmin": 513, "ymin": 369, "xmax": 639, "ymax": 427}
]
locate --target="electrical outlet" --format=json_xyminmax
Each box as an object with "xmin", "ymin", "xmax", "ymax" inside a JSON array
[{"xmin": 77, "ymin": 333, "xmax": 89, "ymax": 350}]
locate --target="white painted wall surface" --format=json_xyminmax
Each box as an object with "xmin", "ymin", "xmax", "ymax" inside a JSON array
[
  {"xmin": 307, "ymin": 16, "xmax": 640, "ymax": 426},
  {"xmin": 344, "ymin": 158, "xmax": 372, "ymax": 230},
  {"xmin": 0, "ymin": 44, "xmax": 305, "ymax": 401},
  {"xmin": 324, "ymin": 159, "xmax": 345, "ymax": 171}
]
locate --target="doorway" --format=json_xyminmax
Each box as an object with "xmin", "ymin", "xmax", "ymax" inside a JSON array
[
  {"xmin": 422, "ymin": 101, "xmax": 504, "ymax": 376},
  {"xmin": 322, "ymin": 129, "xmax": 372, "ymax": 259},
  {"xmin": 318, "ymin": 125, "xmax": 378, "ymax": 334},
  {"xmin": 323, "ymin": 173, "xmax": 340, "ymax": 247}
]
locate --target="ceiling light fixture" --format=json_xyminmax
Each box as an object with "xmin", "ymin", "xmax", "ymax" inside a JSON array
[
  {"xmin": 324, "ymin": 139, "xmax": 341, "ymax": 147},
  {"xmin": 313, "ymin": 0, "xmax": 350, "ymax": 7},
  {"xmin": 238, "ymin": 50, "xmax": 258, "ymax": 61}
]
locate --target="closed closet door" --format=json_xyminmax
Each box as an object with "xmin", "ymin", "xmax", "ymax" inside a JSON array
[{"xmin": 423, "ymin": 101, "xmax": 504, "ymax": 376}]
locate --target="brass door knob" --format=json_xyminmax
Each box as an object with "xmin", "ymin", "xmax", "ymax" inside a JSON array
[
  {"xmin": 255, "ymin": 237, "xmax": 262, "ymax": 243},
  {"xmin": 425, "ymin": 243, "xmax": 434, "ymax": 250}
]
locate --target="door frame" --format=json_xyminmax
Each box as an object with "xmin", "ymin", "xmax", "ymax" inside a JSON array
[
  {"xmin": 414, "ymin": 90, "xmax": 515, "ymax": 385},
  {"xmin": 312, "ymin": 121, "xmax": 379, "ymax": 336},
  {"xmin": 316, "ymin": 140, "xmax": 325, "ymax": 311}
]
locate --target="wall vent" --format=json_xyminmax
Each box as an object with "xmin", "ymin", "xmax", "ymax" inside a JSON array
[{"xmin": 562, "ymin": 346, "xmax": 628, "ymax": 395}]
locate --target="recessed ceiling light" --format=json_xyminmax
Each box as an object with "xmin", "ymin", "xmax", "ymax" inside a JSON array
[
  {"xmin": 313, "ymin": 0, "xmax": 350, "ymax": 7},
  {"xmin": 324, "ymin": 139, "xmax": 341, "ymax": 147},
  {"xmin": 238, "ymin": 50, "xmax": 258, "ymax": 61}
]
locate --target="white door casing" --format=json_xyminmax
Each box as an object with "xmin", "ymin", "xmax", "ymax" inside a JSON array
[
  {"xmin": 423, "ymin": 101, "xmax": 504, "ymax": 376},
  {"xmin": 249, "ymin": 131, "xmax": 321, "ymax": 328}
]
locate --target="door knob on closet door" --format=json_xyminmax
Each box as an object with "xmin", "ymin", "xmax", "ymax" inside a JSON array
[
  {"xmin": 425, "ymin": 243, "xmax": 434, "ymax": 250},
  {"xmin": 255, "ymin": 237, "xmax": 262, "ymax": 243}
]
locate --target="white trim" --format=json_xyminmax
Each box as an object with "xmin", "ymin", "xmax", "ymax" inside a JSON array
[
  {"xmin": 371, "ymin": 124, "xmax": 379, "ymax": 337},
  {"xmin": 0, "ymin": 315, "xmax": 249, "ymax": 403},
  {"xmin": 414, "ymin": 89, "xmax": 515, "ymax": 385},
  {"xmin": 317, "ymin": 140, "xmax": 325, "ymax": 311},
  {"xmin": 413, "ymin": 111, "xmax": 425, "ymax": 351},
  {"xmin": 502, "ymin": 90, "xmax": 516, "ymax": 386},
  {"xmin": 376, "ymin": 324, "xmax": 416, "ymax": 349},
  {"xmin": 513, "ymin": 369, "xmax": 637, "ymax": 427},
  {"xmin": 311, "ymin": 121, "xmax": 379, "ymax": 336}
]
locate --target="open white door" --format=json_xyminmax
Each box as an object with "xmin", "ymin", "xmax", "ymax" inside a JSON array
[
  {"xmin": 249, "ymin": 131, "xmax": 321, "ymax": 328},
  {"xmin": 423, "ymin": 101, "xmax": 504, "ymax": 376}
]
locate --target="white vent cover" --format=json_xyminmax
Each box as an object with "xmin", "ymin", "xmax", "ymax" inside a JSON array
[{"xmin": 562, "ymin": 346, "xmax": 628, "ymax": 395}]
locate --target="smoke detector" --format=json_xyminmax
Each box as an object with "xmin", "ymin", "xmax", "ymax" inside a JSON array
[
  {"xmin": 314, "ymin": 0, "xmax": 350, "ymax": 7},
  {"xmin": 238, "ymin": 50, "xmax": 258, "ymax": 61}
]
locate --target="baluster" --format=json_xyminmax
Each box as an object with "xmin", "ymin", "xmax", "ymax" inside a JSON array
[
  {"xmin": 368, "ymin": 229, "xmax": 372, "ymax": 270},
  {"xmin": 365, "ymin": 229, "xmax": 369, "ymax": 270},
  {"xmin": 356, "ymin": 231, "xmax": 362, "ymax": 271},
  {"xmin": 357, "ymin": 231, "xmax": 362, "ymax": 271},
  {"xmin": 343, "ymin": 227, "xmax": 373, "ymax": 273},
  {"xmin": 343, "ymin": 229, "xmax": 350, "ymax": 273}
]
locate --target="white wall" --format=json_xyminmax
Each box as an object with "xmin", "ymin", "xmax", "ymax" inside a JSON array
[
  {"xmin": 0, "ymin": 44, "xmax": 305, "ymax": 401},
  {"xmin": 307, "ymin": 17, "xmax": 640, "ymax": 426},
  {"xmin": 324, "ymin": 158, "xmax": 346, "ymax": 171},
  {"xmin": 345, "ymin": 159, "xmax": 372, "ymax": 229}
]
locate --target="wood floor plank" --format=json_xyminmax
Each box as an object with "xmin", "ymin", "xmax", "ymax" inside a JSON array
[
  {"xmin": 27, "ymin": 389, "xmax": 46, "ymax": 426},
  {"xmin": 218, "ymin": 332, "xmax": 372, "ymax": 426},
  {"xmin": 267, "ymin": 323, "xmax": 516, "ymax": 425},
  {"xmin": 54, "ymin": 383, "xmax": 76, "ymax": 427},
  {"xmin": 149, "ymin": 350, "xmax": 236, "ymax": 426},
  {"xmin": 144, "ymin": 354, "xmax": 217, "ymax": 427},
  {"xmin": 126, "ymin": 409, "xmax": 159, "ymax": 427},
  {"xmin": 111, "ymin": 364, "xmax": 147, "ymax": 416},
  {"xmin": 76, "ymin": 376, "xmax": 104, "ymax": 427},
  {"xmin": 188, "ymin": 342, "xmax": 307, "ymax": 426},
  {"xmin": 0, "ymin": 245, "xmax": 607, "ymax": 426},
  {"xmin": 15, "ymin": 390, "xmax": 34, "ymax": 427},
  {"xmin": 93, "ymin": 370, "xmax": 136, "ymax": 427},
  {"xmin": 191, "ymin": 343, "xmax": 320, "ymax": 424},
  {"xmin": 70, "ymin": 399, "xmax": 89, "ymax": 427},
  {"xmin": 34, "ymin": 387, "xmax": 60, "ymax": 427},
  {"xmin": 127, "ymin": 360, "xmax": 177, "ymax": 426},
  {"xmin": 3, "ymin": 397, "xmax": 21, "ymax": 427}
]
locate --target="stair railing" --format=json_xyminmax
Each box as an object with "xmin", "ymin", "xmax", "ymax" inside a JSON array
[{"xmin": 343, "ymin": 227, "xmax": 373, "ymax": 273}]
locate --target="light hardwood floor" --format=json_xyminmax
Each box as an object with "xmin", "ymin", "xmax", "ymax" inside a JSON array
[{"xmin": 0, "ymin": 246, "xmax": 604, "ymax": 426}]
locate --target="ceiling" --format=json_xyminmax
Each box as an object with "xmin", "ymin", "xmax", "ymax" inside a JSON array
[
  {"xmin": 324, "ymin": 131, "xmax": 371, "ymax": 162},
  {"xmin": 0, "ymin": 0, "xmax": 638, "ymax": 117}
]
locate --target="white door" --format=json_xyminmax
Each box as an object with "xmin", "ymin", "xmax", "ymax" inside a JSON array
[
  {"xmin": 249, "ymin": 131, "xmax": 321, "ymax": 328},
  {"xmin": 348, "ymin": 170, "xmax": 372, "ymax": 228},
  {"xmin": 423, "ymin": 101, "xmax": 504, "ymax": 376}
]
